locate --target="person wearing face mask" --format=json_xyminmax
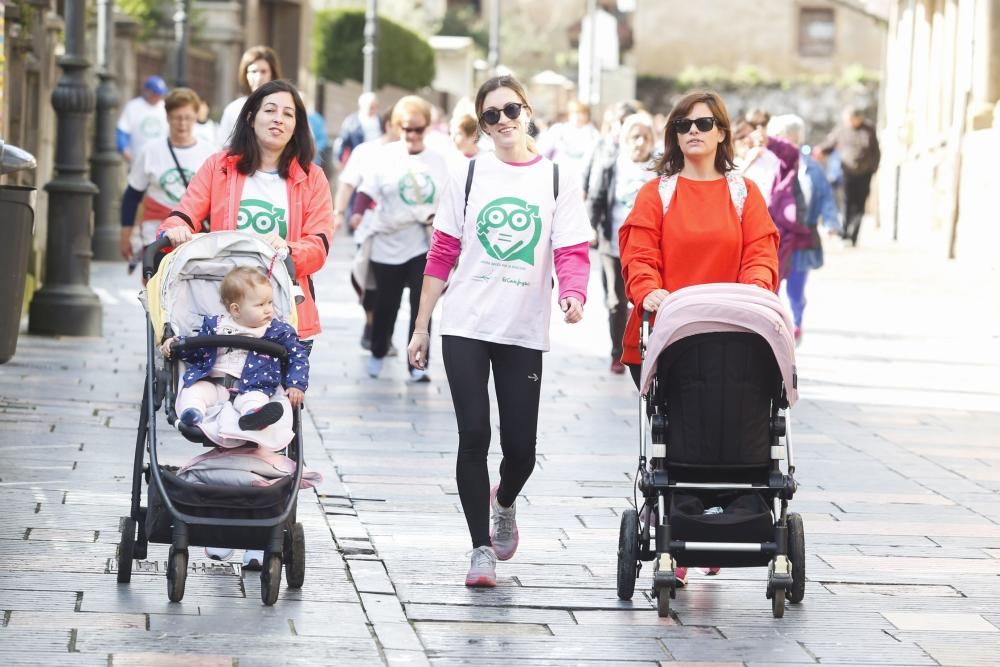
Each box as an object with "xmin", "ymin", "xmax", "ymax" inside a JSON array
[
  {"xmin": 119, "ymin": 88, "xmax": 216, "ymax": 269},
  {"xmin": 158, "ymin": 79, "xmax": 334, "ymax": 568},
  {"xmin": 586, "ymin": 112, "xmax": 657, "ymax": 374},
  {"xmin": 351, "ymin": 96, "xmax": 449, "ymax": 383},
  {"xmin": 217, "ymin": 46, "xmax": 282, "ymax": 149},
  {"xmin": 405, "ymin": 76, "xmax": 592, "ymax": 588}
]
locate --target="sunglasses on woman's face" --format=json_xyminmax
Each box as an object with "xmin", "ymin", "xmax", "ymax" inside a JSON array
[
  {"xmin": 672, "ymin": 117, "xmax": 719, "ymax": 134},
  {"xmin": 480, "ymin": 102, "xmax": 524, "ymax": 126}
]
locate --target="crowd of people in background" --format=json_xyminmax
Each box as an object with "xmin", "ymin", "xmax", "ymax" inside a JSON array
[{"xmin": 116, "ymin": 47, "xmax": 881, "ymax": 587}]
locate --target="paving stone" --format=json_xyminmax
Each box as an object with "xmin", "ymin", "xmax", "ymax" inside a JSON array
[{"xmin": 883, "ymin": 612, "xmax": 999, "ymax": 632}]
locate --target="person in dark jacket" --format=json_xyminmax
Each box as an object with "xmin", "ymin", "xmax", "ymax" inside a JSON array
[
  {"xmin": 336, "ymin": 92, "xmax": 384, "ymax": 166},
  {"xmin": 815, "ymin": 106, "xmax": 880, "ymax": 246}
]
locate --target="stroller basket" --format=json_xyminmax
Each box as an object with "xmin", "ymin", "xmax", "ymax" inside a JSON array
[{"xmin": 669, "ymin": 492, "xmax": 775, "ymax": 568}]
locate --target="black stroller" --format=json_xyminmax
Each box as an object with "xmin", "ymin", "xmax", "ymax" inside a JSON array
[
  {"xmin": 616, "ymin": 284, "xmax": 804, "ymax": 618},
  {"xmin": 116, "ymin": 232, "xmax": 307, "ymax": 605}
]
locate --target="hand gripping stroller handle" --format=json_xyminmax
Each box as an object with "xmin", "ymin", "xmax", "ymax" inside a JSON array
[
  {"xmin": 170, "ymin": 335, "xmax": 288, "ymax": 360},
  {"xmin": 143, "ymin": 236, "xmax": 175, "ymax": 280}
]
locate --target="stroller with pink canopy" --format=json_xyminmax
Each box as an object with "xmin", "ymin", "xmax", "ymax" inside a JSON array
[{"xmin": 616, "ymin": 283, "xmax": 804, "ymax": 618}]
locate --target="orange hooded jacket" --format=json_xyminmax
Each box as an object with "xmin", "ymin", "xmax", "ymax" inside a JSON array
[{"xmin": 158, "ymin": 152, "xmax": 334, "ymax": 339}]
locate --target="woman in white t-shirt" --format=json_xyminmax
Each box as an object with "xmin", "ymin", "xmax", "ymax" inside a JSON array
[
  {"xmin": 406, "ymin": 76, "xmax": 592, "ymax": 588},
  {"xmin": 119, "ymin": 88, "xmax": 215, "ymax": 265},
  {"xmin": 352, "ymin": 96, "xmax": 449, "ymax": 382},
  {"xmin": 217, "ymin": 46, "xmax": 281, "ymax": 149},
  {"xmin": 585, "ymin": 112, "xmax": 657, "ymax": 375}
]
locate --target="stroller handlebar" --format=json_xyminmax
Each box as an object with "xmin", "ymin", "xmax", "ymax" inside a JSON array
[
  {"xmin": 170, "ymin": 335, "xmax": 288, "ymax": 360},
  {"xmin": 142, "ymin": 236, "xmax": 174, "ymax": 280}
]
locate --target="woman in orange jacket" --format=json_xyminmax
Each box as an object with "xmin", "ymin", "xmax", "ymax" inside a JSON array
[
  {"xmin": 159, "ymin": 80, "xmax": 335, "ymax": 341},
  {"xmin": 618, "ymin": 90, "xmax": 779, "ymax": 588}
]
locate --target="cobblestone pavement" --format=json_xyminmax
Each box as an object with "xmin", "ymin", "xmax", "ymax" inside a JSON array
[{"xmin": 1, "ymin": 226, "xmax": 998, "ymax": 666}]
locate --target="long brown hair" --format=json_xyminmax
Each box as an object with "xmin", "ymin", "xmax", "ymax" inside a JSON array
[
  {"xmin": 238, "ymin": 46, "xmax": 282, "ymax": 96},
  {"xmin": 654, "ymin": 90, "xmax": 736, "ymax": 177},
  {"xmin": 227, "ymin": 80, "xmax": 314, "ymax": 178}
]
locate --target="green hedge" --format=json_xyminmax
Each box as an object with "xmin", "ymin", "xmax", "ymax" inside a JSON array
[{"xmin": 313, "ymin": 10, "xmax": 435, "ymax": 90}]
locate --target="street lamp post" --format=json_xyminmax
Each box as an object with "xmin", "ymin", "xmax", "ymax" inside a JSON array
[
  {"xmin": 174, "ymin": 0, "xmax": 191, "ymax": 87},
  {"xmin": 28, "ymin": 0, "xmax": 102, "ymax": 337},
  {"xmin": 362, "ymin": 0, "xmax": 377, "ymax": 93},
  {"xmin": 91, "ymin": 0, "xmax": 122, "ymax": 261},
  {"xmin": 488, "ymin": 0, "xmax": 501, "ymax": 74}
]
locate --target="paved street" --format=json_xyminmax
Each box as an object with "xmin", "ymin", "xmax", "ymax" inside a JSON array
[{"xmin": 1, "ymin": 224, "xmax": 999, "ymax": 666}]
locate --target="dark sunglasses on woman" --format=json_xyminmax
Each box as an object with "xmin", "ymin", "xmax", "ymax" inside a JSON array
[
  {"xmin": 480, "ymin": 102, "xmax": 525, "ymax": 126},
  {"xmin": 672, "ymin": 117, "xmax": 719, "ymax": 134}
]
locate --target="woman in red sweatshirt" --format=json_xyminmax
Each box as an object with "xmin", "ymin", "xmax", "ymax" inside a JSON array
[{"xmin": 618, "ymin": 90, "xmax": 779, "ymax": 586}]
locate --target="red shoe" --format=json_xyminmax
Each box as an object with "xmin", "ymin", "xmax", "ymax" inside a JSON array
[
  {"xmin": 610, "ymin": 359, "xmax": 626, "ymax": 375},
  {"xmin": 793, "ymin": 326, "xmax": 802, "ymax": 347},
  {"xmin": 702, "ymin": 567, "xmax": 721, "ymax": 576},
  {"xmin": 675, "ymin": 566, "xmax": 688, "ymax": 587}
]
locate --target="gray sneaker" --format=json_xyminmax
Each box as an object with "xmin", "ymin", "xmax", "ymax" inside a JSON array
[
  {"xmin": 465, "ymin": 545, "xmax": 497, "ymax": 587},
  {"xmin": 490, "ymin": 485, "xmax": 519, "ymax": 561}
]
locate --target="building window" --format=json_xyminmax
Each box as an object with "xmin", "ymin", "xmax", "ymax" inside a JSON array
[{"xmin": 799, "ymin": 8, "xmax": 835, "ymax": 57}]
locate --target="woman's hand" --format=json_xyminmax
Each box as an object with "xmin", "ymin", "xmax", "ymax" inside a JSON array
[
  {"xmin": 407, "ymin": 330, "xmax": 430, "ymax": 370},
  {"xmin": 164, "ymin": 226, "xmax": 193, "ymax": 246},
  {"xmin": 559, "ymin": 297, "xmax": 584, "ymax": 324},
  {"xmin": 119, "ymin": 227, "xmax": 136, "ymax": 261},
  {"xmin": 264, "ymin": 232, "xmax": 288, "ymax": 252},
  {"xmin": 349, "ymin": 213, "xmax": 364, "ymax": 231},
  {"xmin": 285, "ymin": 388, "xmax": 305, "ymax": 409},
  {"xmin": 159, "ymin": 336, "xmax": 178, "ymax": 358},
  {"xmin": 642, "ymin": 288, "xmax": 669, "ymax": 312}
]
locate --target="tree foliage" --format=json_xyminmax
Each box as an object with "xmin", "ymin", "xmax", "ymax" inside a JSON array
[{"xmin": 313, "ymin": 10, "xmax": 435, "ymax": 90}]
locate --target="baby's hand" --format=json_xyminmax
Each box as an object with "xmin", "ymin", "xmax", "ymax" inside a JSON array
[
  {"xmin": 159, "ymin": 337, "xmax": 178, "ymax": 358},
  {"xmin": 286, "ymin": 388, "xmax": 305, "ymax": 408}
]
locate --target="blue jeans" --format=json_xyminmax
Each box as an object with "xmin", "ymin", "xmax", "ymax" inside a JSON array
[{"xmin": 785, "ymin": 269, "xmax": 808, "ymax": 328}]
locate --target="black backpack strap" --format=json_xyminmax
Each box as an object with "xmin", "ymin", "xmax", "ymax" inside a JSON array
[
  {"xmin": 552, "ymin": 162, "xmax": 559, "ymax": 201},
  {"xmin": 463, "ymin": 159, "xmax": 476, "ymax": 219}
]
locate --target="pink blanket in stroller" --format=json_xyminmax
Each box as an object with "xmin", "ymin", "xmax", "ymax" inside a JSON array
[{"xmin": 639, "ymin": 283, "xmax": 799, "ymax": 406}]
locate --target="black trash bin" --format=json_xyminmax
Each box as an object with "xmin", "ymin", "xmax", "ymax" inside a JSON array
[{"xmin": 0, "ymin": 185, "xmax": 37, "ymax": 364}]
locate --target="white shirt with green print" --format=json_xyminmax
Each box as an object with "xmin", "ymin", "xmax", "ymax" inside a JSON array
[
  {"xmin": 358, "ymin": 141, "xmax": 449, "ymax": 265},
  {"xmin": 433, "ymin": 152, "xmax": 592, "ymax": 352},
  {"xmin": 238, "ymin": 170, "xmax": 291, "ymax": 240},
  {"xmin": 127, "ymin": 138, "xmax": 216, "ymax": 210}
]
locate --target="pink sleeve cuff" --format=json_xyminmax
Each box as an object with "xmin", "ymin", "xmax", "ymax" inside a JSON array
[
  {"xmin": 553, "ymin": 242, "xmax": 590, "ymax": 304},
  {"xmin": 425, "ymin": 229, "xmax": 461, "ymax": 281}
]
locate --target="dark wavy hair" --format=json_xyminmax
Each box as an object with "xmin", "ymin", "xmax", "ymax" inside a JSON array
[
  {"xmin": 227, "ymin": 80, "xmax": 314, "ymax": 178},
  {"xmin": 654, "ymin": 90, "xmax": 736, "ymax": 177}
]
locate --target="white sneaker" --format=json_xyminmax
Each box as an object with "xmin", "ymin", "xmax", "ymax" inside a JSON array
[
  {"xmin": 205, "ymin": 547, "xmax": 234, "ymax": 561},
  {"xmin": 367, "ymin": 355, "xmax": 384, "ymax": 378},
  {"xmin": 408, "ymin": 368, "xmax": 430, "ymax": 383},
  {"xmin": 490, "ymin": 485, "xmax": 519, "ymax": 561},
  {"xmin": 465, "ymin": 546, "xmax": 497, "ymax": 587},
  {"xmin": 242, "ymin": 550, "xmax": 264, "ymax": 570}
]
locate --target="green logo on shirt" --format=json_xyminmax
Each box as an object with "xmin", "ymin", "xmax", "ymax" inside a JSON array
[
  {"xmin": 140, "ymin": 115, "xmax": 164, "ymax": 138},
  {"xmin": 476, "ymin": 197, "xmax": 542, "ymax": 265},
  {"xmin": 159, "ymin": 167, "xmax": 194, "ymax": 202},
  {"xmin": 398, "ymin": 172, "xmax": 436, "ymax": 205},
  {"xmin": 616, "ymin": 178, "xmax": 646, "ymax": 209},
  {"xmin": 238, "ymin": 198, "xmax": 287, "ymax": 239}
]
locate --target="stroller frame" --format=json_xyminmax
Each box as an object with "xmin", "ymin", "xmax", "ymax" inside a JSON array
[
  {"xmin": 116, "ymin": 237, "xmax": 307, "ymax": 606},
  {"xmin": 617, "ymin": 313, "xmax": 805, "ymax": 618}
]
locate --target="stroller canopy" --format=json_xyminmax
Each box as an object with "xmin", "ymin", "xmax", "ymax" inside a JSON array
[{"xmin": 640, "ymin": 283, "xmax": 799, "ymax": 406}]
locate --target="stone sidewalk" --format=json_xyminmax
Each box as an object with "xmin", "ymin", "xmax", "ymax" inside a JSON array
[{"xmin": 1, "ymin": 227, "xmax": 999, "ymax": 665}]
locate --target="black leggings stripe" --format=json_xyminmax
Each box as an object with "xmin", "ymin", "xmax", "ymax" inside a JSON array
[{"xmin": 442, "ymin": 335, "xmax": 542, "ymax": 549}]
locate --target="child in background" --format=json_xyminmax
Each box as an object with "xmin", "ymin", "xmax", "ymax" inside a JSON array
[{"xmin": 160, "ymin": 266, "xmax": 308, "ymax": 432}]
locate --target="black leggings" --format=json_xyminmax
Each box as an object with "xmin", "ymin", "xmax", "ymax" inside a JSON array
[
  {"xmin": 442, "ymin": 335, "xmax": 542, "ymax": 549},
  {"xmin": 370, "ymin": 254, "xmax": 428, "ymax": 370}
]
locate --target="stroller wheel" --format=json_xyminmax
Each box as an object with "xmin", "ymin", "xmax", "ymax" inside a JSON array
[
  {"xmin": 284, "ymin": 523, "xmax": 306, "ymax": 589},
  {"xmin": 116, "ymin": 518, "xmax": 136, "ymax": 584},
  {"xmin": 656, "ymin": 589, "xmax": 670, "ymax": 618},
  {"xmin": 786, "ymin": 513, "xmax": 806, "ymax": 604},
  {"xmin": 260, "ymin": 553, "xmax": 282, "ymax": 606},
  {"xmin": 167, "ymin": 547, "xmax": 188, "ymax": 602},
  {"xmin": 772, "ymin": 589, "xmax": 785, "ymax": 618},
  {"xmin": 616, "ymin": 510, "xmax": 640, "ymax": 600}
]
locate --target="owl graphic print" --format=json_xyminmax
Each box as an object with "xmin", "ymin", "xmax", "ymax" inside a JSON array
[{"xmin": 434, "ymin": 153, "xmax": 591, "ymax": 351}]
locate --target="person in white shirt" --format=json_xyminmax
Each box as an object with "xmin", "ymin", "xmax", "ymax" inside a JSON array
[
  {"xmin": 193, "ymin": 101, "xmax": 219, "ymax": 150},
  {"xmin": 217, "ymin": 46, "xmax": 282, "ymax": 149},
  {"xmin": 116, "ymin": 75, "xmax": 168, "ymax": 163},
  {"xmin": 406, "ymin": 76, "xmax": 592, "ymax": 588},
  {"xmin": 352, "ymin": 96, "xmax": 449, "ymax": 382},
  {"xmin": 119, "ymin": 87, "xmax": 216, "ymax": 265},
  {"xmin": 537, "ymin": 99, "xmax": 601, "ymax": 189}
]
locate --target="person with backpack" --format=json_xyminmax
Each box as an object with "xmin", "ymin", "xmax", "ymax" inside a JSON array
[{"xmin": 405, "ymin": 75, "xmax": 592, "ymax": 588}]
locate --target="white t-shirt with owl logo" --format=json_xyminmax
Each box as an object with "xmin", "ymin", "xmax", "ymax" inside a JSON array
[
  {"xmin": 127, "ymin": 138, "xmax": 216, "ymax": 209},
  {"xmin": 433, "ymin": 152, "xmax": 592, "ymax": 351},
  {"xmin": 358, "ymin": 141, "xmax": 449, "ymax": 265},
  {"xmin": 238, "ymin": 170, "xmax": 290, "ymax": 239}
]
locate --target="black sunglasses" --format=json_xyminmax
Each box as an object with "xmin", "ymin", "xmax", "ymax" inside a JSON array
[
  {"xmin": 480, "ymin": 102, "xmax": 524, "ymax": 126},
  {"xmin": 672, "ymin": 117, "xmax": 719, "ymax": 134},
  {"xmin": 401, "ymin": 125, "xmax": 427, "ymax": 135}
]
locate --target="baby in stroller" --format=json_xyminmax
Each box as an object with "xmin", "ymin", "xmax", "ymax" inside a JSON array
[{"xmin": 161, "ymin": 265, "xmax": 309, "ymax": 433}]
